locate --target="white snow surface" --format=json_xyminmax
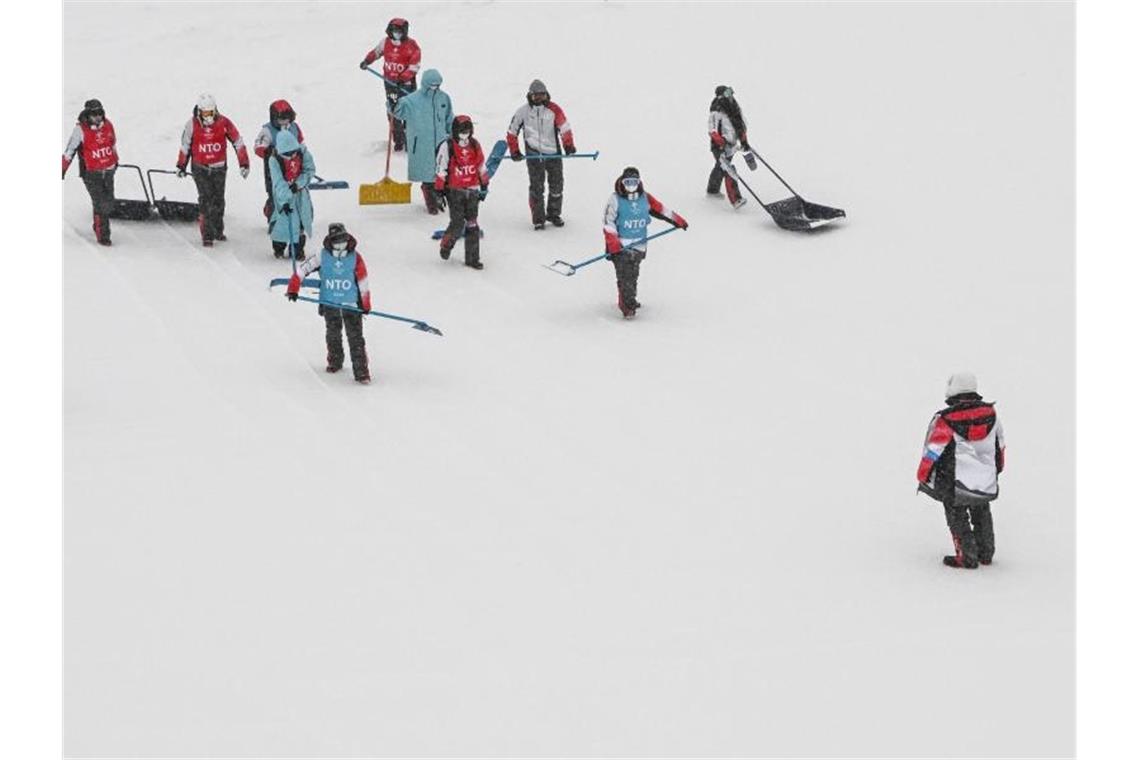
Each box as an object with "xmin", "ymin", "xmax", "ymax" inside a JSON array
[{"xmin": 64, "ymin": 2, "xmax": 1074, "ymax": 757}]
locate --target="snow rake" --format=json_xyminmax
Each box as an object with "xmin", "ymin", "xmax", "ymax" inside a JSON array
[
  {"xmin": 722, "ymin": 154, "xmax": 844, "ymax": 231},
  {"xmin": 108, "ymin": 164, "xmax": 158, "ymax": 220},
  {"xmin": 147, "ymin": 169, "xmax": 200, "ymax": 222},
  {"xmin": 544, "ymin": 227, "xmax": 681, "ymax": 276},
  {"xmin": 269, "ymin": 279, "xmax": 443, "ymax": 336}
]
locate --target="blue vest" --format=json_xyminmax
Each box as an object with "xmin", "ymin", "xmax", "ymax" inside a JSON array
[
  {"xmin": 616, "ymin": 194, "xmax": 651, "ymax": 249},
  {"xmin": 319, "ymin": 250, "xmax": 359, "ymax": 308}
]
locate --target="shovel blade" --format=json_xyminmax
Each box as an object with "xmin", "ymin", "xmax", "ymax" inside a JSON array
[{"xmin": 359, "ymin": 176, "xmax": 412, "ymax": 205}]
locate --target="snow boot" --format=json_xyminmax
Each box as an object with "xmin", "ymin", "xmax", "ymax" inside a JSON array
[
  {"xmin": 534, "ymin": 222, "xmax": 545, "ymax": 231},
  {"xmin": 943, "ymin": 555, "xmax": 979, "ymax": 569},
  {"xmin": 466, "ymin": 260, "xmax": 484, "ymax": 270},
  {"xmin": 731, "ymin": 197, "xmax": 747, "ymax": 210},
  {"xmin": 547, "ymin": 215, "xmax": 564, "ymax": 228},
  {"xmin": 215, "ymin": 233, "xmax": 227, "ymax": 242}
]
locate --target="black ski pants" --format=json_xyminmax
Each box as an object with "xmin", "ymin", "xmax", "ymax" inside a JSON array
[
  {"xmin": 322, "ymin": 307, "xmax": 369, "ymax": 380},
  {"xmin": 944, "ymin": 500, "xmax": 995, "ymax": 564},
  {"xmin": 707, "ymin": 148, "xmax": 741, "ymax": 204},
  {"xmin": 610, "ymin": 248, "xmax": 646, "ymax": 314},
  {"xmin": 440, "ymin": 188, "xmax": 482, "ymax": 265},
  {"xmin": 526, "ymin": 155, "xmax": 564, "ymax": 224},
  {"xmin": 82, "ymin": 167, "xmax": 116, "ymax": 243},
  {"xmin": 191, "ymin": 164, "xmax": 228, "ymax": 242},
  {"xmin": 385, "ymin": 79, "xmax": 417, "ymax": 150}
]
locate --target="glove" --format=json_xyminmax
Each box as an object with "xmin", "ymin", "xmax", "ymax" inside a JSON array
[
  {"xmin": 289, "ymin": 182, "xmax": 299, "ymax": 193},
  {"xmin": 281, "ymin": 203, "xmax": 293, "ymax": 215},
  {"xmin": 478, "ymin": 184, "xmax": 488, "ymax": 201},
  {"xmin": 565, "ymin": 145, "xmax": 577, "ymax": 156},
  {"xmin": 286, "ymin": 291, "xmax": 298, "ymax": 302},
  {"xmin": 240, "ymin": 166, "xmax": 249, "ymax": 179},
  {"xmin": 511, "ymin": 151, "xmax": 523, "ymax": 162},
  {"xmin": 176, "ymin": 166, "xmax": 187, "ymax": 178},
  {"xmin": 359, "ymin": 60, "xmax": 369, "ymax": 70},
  {"xmin": 674, "ymin": 215, "xmax": 689, "ymax": 230},
  {"xmin": 743, "ymin": 151, "xmax": 758, "ymax": 171},
  {"xmin": 435, "ymin": 188, "xmax": 448, "ymax": 210}
]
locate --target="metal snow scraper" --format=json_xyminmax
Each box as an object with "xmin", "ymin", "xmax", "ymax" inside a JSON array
[
  {"xmin": 108, "ymin": 164, "xmax": 158, "ymax": 220},
  {"xmin": 147, "ymin": 169, "xmax": 200, "ymax": 222},
  {"xmin": 722, "ymin": 153, "xmax": 845, "ymax": 231}
]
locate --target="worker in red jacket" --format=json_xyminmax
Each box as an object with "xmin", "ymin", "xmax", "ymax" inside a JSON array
[
  {"xmin": 434, "ymin": 116, "xmax": 489, "ymax": 270},
  {"xmin": 62, "ymin": 98, "xmax": 119, "ymax": 245},
  {"xmin": 359, "ymin": 17, "xmax": 422, "ymax": 151},
  {"xmin": 176, "ymin": 94, "xmax": 250, "ymax": 247}
]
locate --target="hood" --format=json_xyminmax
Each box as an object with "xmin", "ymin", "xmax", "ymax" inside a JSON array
[
  {"xmin": 275, "ymin": 130, "xmax": 300, "ymax": 154},
  {"xmin": 422, "ymin": 69, "xmax": 443, "ymax": 88},
  {"xmin": 323, "ymin": 233, "xmax": 358, "ymax": 252}
]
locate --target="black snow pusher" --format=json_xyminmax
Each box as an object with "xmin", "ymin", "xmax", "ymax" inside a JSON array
[
  {"xmin": 147, "ymin": 169, "xmax": 200, "ymax": 222},
  {"xmin": 109, "ymin": 164, "xmax": 158, "ymax": 221},
  {"xmin": 722, "ymin": 153, "xmax": 845, "ymax": 231}
]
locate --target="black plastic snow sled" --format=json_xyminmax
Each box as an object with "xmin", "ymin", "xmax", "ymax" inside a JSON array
[
  {"xmin": 108, "ymin": 164, "xmax": 158, "ymax": 221},
  {"xmin": 147, "ymin": 169, "xmax": 200, "ymax": 222},
  {"xmin": 723, "ymin": 153, "xmax": 845, "ymax": 231}
]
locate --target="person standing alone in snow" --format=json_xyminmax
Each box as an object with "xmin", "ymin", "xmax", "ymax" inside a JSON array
[
  {"xmin": 253, "ymin": 100, "xmax": 304, "ymax": 220},
  {"xmin": 506, "ymin": 79, "xmax": 577, "ymax": 230},
  {"xmin": 359, "ymin": 17, "xmax": 422, "ymax": 152},
  {"xmin": 267, "ymin": 130, "xmax": 315, "ymax": 261},
  {"xmin": 706, "ymin": 85, "xmax": 751, "ymax": 210},
  {"xmin": 176, "ymin": 94, "xmax": 250, "ymax": 247},
  {"xmin": 603, "ymin": 167, "xmax": 688, "ymax": 319},
  {"xmin": 393, "ymin": 68, "xmax": 453, "ymax": 214},
  {"xmin": 62, "ymin": 98, "xmax": 119, "ymax": 246},
  {"xmin": 916, "ymin": 372, "xmax": 1006, "ymax": 568},
  {"xmin": 435, "ymin": 115, "xmax": 490, "ymax": 270},
  {"xmin": 286, "ymin": 223, "xmax": 372, "ymax": 384}
]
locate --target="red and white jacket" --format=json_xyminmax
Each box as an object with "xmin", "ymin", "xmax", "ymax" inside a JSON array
[
  {"xmin": 62, "ymin": 119, "xmax": 118, "ymax": 176},
  {"xmin": 917, "ymin": 398, "xmax": 1006, "ymax": 501},
  {"xmin": 709, "ymin": 110, "xmax": 747, "ymax": 155},
  {"xmin": 362, "ymin": 38, "xmax": 421, "ymax": 84},
  {"xmin": 287, "ymin": 235, "xmax": 372, "ymax": 313},
  {"xmin": 506, "ymin": 101, "xmax": 574, "ymax": 156},
  {"xmin": 435, "ymin": 138, "xmax": 488, "ymax": 191},
  {"xmin": 177, "ymin": 114, "xmax": 250, "ymax": 171}
]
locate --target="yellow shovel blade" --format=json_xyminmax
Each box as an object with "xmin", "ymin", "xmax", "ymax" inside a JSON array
[{"xmin": 359, "ymin": 175, "xmax": 412, "ymax": 205}]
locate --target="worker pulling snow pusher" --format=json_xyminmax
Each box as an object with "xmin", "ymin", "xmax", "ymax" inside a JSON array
[{"xmin": 722, "ymin": 151, "xmax": 845, "ymax": 231}]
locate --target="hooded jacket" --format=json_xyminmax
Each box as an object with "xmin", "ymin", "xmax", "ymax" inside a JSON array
[
  {"xmin": 393, "ymin": 69, "xmax": 454, "ymax": 182},
  {"xmin": 917, "ymin": 393, "xmax": 1006, "ymax": 503},
  {"xmin": 267, "ymin": 130, "xmax": 316, "ymax": 243}
]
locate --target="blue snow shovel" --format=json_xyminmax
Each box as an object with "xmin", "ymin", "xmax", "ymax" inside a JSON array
[{"xmin": 544, "ymin": 227, "xmax": 682, "ymax": 276}]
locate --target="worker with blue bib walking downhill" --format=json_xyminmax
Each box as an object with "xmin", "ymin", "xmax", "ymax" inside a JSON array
[
  {"xmin": 393, "ymin": 68, "xmax": 453, "ymax": 214},
  {"xmin": 268, "ymin": 130, "xmax": 315, "ymax": 260},
  {"xmin": 603, "ymin": 167, "xmax": 688, "ymax": 319},
  {"xmin": 286, "ymin": 223, "xmax": 372, "ymax": 384}
]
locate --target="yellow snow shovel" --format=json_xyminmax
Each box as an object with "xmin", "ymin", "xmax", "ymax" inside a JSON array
[{"xmin": 359, "ymin": 116, "xmax": 411, "ymax": 205}]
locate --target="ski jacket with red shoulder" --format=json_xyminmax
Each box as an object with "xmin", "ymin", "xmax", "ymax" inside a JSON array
[
  {"xmin": 62, "ymin": 119, "xmax": 119, "ymax": 176},
  {"xmin": 177, "ymin": 114, "xmax": 250, "ymax": 171},
  {"xmin": 287, "ymin": 234, "xmax": 372, "ymax": 313},
  {"xmin": 917, "ymin": 396, "xmax": 1006, "ymax": 502},
  {"xmin": 434, "ymin": 138, "xmax": 488, "ymax": 191},
  {"xmin": 603, "ymin": 189, "xmax": 687, "ymax": 254},
  {"xmin": 506, "ymin": 101, "xmax": 574, "ymax": 155},
  {"xmin": 363, "ymin": 38, "xmax": 422, "ymax": 84}
]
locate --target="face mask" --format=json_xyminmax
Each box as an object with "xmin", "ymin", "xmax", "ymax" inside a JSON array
[
  {"xmin": 200, "ymin": 110, "xmax": 216, "ymax": 126},
  {"xmin": 458, "ymin": 131, "xmax": 472, "ymax": 142},
  {"xmin": 88, "ymin": 114, "xmax": 104, "ymax": 127},
  {"xmin": 428, "ymin": 84, "xmax": 439, "ymax": 90},
  {"xmin": 331, "ymin": 240, "xmax": 349, "ymax": 256},
  {"xmin": 276, "ymin": 118, "xmax": 292, "ymax": 129},
  {"xmin": 391, "ymin": 31, "xmax": 404, "ymax": 41}
]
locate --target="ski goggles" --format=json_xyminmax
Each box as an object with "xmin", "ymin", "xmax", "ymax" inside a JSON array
[
  {"xmin": 721, "ymin": 87, "xmax": 734, "ymax": 98},
  {"xmin": 621, "ymin": 177, "xmax": 641, "ymax": 192},
  {"xmin": 390, "ymin": 30, "xmax": 404, "ymax": 40},
  {"xmin": 330, "ymin": 240, "xmax": 350, "ymax": 255}
]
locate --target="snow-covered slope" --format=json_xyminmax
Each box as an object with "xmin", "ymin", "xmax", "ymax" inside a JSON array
[{"xmin": 64, "ymin": 2, "xmax": 1075, "ymax": 756}]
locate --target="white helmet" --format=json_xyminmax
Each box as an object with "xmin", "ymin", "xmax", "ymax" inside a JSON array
[
  {"xmin": 945, "ymin": 371, "xmax": 978, "ymax": 399},
  {"xmin": 197, "ymin": 93, "xmax": 217, "ymax": 112}
]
